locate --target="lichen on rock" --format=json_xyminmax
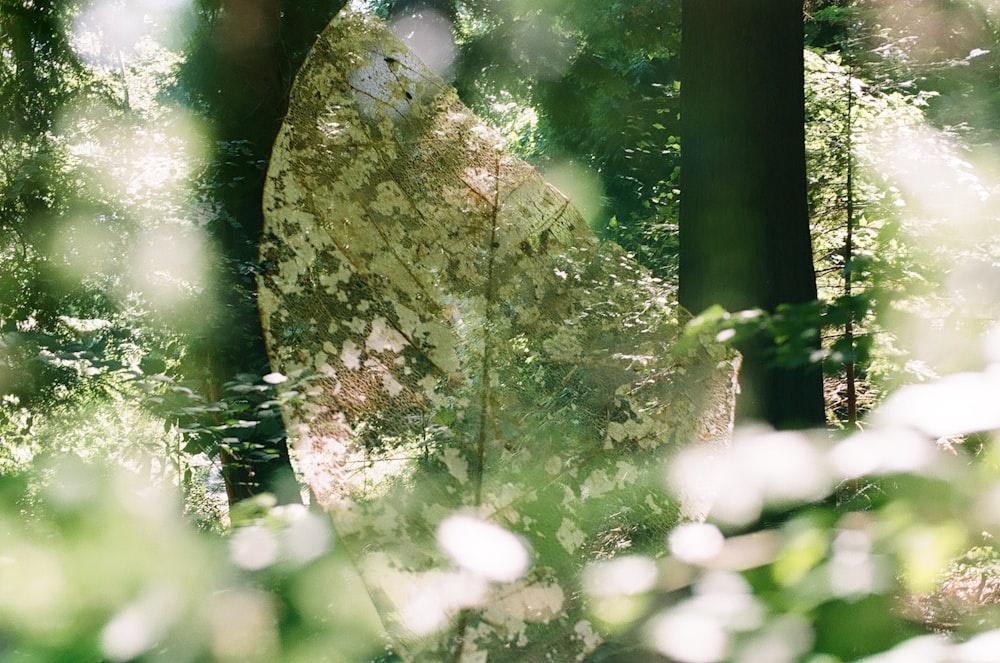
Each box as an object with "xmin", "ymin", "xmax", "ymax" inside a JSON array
[{"xmin": 259, "ymin": 9, "xmax": 737, "ymax": 661}]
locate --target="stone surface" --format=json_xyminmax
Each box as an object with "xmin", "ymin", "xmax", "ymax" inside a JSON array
[{"xmin": 259, "ymin": 10, "xmax": 737, "ymax": 661}]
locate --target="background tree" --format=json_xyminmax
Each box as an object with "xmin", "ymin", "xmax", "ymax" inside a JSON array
[
  {"xmin": 679, "ymin": 0, "xmax": 826, "ymax": 428},
  {"xmin": 170, "ymin": 0, "xmax": 346, "ymax": 503}
]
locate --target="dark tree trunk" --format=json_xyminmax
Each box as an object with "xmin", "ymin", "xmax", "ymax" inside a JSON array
[
  {"xmin": 679, "ymin": 0, "xmax": 825, "ymax": 428},
  {"xmin": 203, "ymin": 0, "xmax": 293, "ymax": 505},
  {"xmin": 180, "ymin": 0, "xmax": 345, "ymax": 504}
]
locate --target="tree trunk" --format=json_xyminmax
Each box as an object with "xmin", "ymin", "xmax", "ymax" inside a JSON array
[
  {"xmin": 679, "ymin": 0, "xmax": 824, "ymax": 428},
  {"xmin": 181, "ymin": 0, "xmax": 342, "ymax": 504}
]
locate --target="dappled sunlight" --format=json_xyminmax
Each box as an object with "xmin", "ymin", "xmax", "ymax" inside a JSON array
[
  {"xmin": 870, "ymin": 124, "xmax": 990, "ymax": 222},
  {"xmin": 53, "ymin": 98, "xmax": 213, "ymax": 318},
  {"xmin": 57, "ymin": 102, "xmax": 210, "ymax": 210},
  {"xmin": 125, "ymin": 118, "xmax": 208, "ymax": 203},
  {"xmin": 860, "ymin": 110, "xmax": 1000, "ymax": 377},
  {"xmin": 70, "ymin": 0, "xmax": 192, "ymax": 68},
  {"xmin": 70, "ymin": 0, "xmax": 192, "ymax": 124}
]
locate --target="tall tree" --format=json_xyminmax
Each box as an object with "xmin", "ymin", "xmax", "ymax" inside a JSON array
[
  {"xmin": 176, "ymin": 0, "xmax": 344, "ymax": 503},
  {"xmin": 679, "ymin": 0, "xmax": 825, "ymax": 428}
]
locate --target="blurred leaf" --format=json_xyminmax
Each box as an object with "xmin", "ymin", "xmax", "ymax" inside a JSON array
[{"xmin": 813, "ymin": 594, "xmax": 925, "ymax": 659}]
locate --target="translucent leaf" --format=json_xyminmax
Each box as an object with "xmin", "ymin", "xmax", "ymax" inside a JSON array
[{"xmin": 259, "ymin": 10, "xmax": 737, "ymax": 661}]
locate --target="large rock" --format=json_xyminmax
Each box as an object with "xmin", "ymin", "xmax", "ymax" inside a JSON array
[{"xmin": 259, "ymin": 10, "xmax": 737, "ymax": 661}]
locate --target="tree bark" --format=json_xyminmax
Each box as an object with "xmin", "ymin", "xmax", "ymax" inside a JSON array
[{"xmin": 679, "ymin": 0, "xmax": 825, "ymax": 428}]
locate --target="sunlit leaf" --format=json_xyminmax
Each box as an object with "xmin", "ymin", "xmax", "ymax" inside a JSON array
[{"xmin": 259, "ymin": 9, "xmax": 737, "ymax": 660}]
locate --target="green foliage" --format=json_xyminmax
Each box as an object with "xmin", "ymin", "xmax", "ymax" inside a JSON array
[
  {"xmin": 0, "ymin": 0, "xmax": 214, "ymax": 475},
  {"xmin": 4, "ymin": 368, "xmax": 1000, "ymax": 661},
  {"xmin": 139, "ymin": 370, "xmax": 312, "ymax": 504},
  {"xmin": 5, "ymin": 2, "xmax": 1000, "ymax": 662},
  {"xmin": 0, "ymin": 458, "xmax": 389, "ymax": 663},
  {"xmin": 0, "ymin": 0, "xmax": 345, "ymax": 501},
  {"xmin": 804, "ymin": 43, "xmax": 1000, "ymax": 425}
]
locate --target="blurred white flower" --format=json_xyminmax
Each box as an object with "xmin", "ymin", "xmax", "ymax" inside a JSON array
[
  {"xmin": 954, "ymin": 629, "xmax": 1000, "ymax": 662},
  {"xmin": 282, "ymin": 509, "xmax": 333, "ymax": 564},
  {"xmin": 230, "ymin": 525, "xmax": 280, "ymax": 570},
  {"xmin": 669, "ymin": 522, "xmax": 725, "ymax": 564},
  {"xmin": 436, "ymin": 513, "xmax": 530, "ymax": 582},
  {"xmin": 583, "ymin": 556, "xmax": 658, "ymax": 597},
  {"xmin": 829, "ymin": 429, "xmax": 937, "ymax": 479},
  {"xmin": 878, "ymin": 368, "xmax": 1000, "ymax": 437},
  {"xmin": 649, "ymin": 611, "xmax": 729, "ymax": 663},
  {"xmin": 854, "ymin": 634, "xmax": 951, "ymax": 663},
  {"xmin": 101, "ymin": 585, "xmax": 183, "ymax": 661},
  {"xmin": 736, "ymin": 614, "xmax": 813, "ymax": 663},
  {"xmin": 671, "ymin": 428, "xmax": 832, "ymax": 527},
  {"xmin": 399, "ymin": 570, "xmax": 487, "ymax": 636}
]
